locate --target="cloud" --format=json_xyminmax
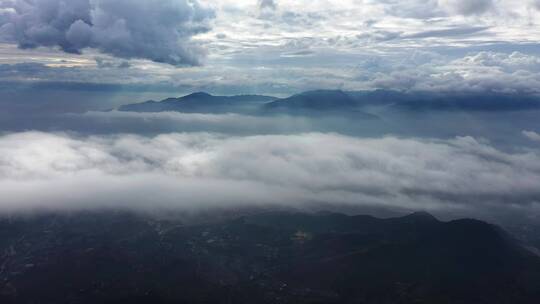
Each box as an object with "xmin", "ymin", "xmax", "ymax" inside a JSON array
[
  {"xmin": 3, "ymin": 49, "xmax": 540, "ymax": 98},
  {"xmin": 0, "ymin": 0, "xmax": 214, "ymax": 66},
  {"xmin": 523, "ymin": 130, "xmax": 540, "ymax": 142},
  {"xmin": 402, "ymin": 26, "xmax": 490, "ymax": 39},
  {"xmin": 95, "ymin": 57, "xmax": 130, "ymax": 69},
  {"xmin": 259, "ymin": 0, "xmax": 277, "ymax": 10},
  {"xmin": 365, "ymin": 51, "xmax": 540, "ymax": 94},
  {"xmin": 0, "ymin": 1, "xmax": 538, "ymax": 96},
  {"xmin": 439, "ymin": 0, "xmax": 494, "ymax": 15},
  {"xmin": 1, "ymin": 131, "xmax": 539, "ymax": 222},
  {"xmin": 381, "ymin": 0, "xmax": 443, "ymax": 19},
  {"xmin": 78, "ymin": 111, "xmax": 323, "ymax": 135}
]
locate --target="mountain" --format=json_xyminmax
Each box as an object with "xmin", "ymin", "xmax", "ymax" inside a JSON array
[
  {"xmin": 346, "ymin": 89, "xmax": 412, "ymax": 105},
  {"xmin": 118, "ymin": 92, "xmax": 277, "ymax": 113},
  {"xmin": 263, "ymin": 90, "xmax": 379, "ymax": 119},
  {"xmin": 117, "ymin": 90, "xmax": 540, "ymax": 116},
  {"xmin": 117, "ymin": 90, "xmax": 379, "ymax": 118},
  {"xmin": 265, "ymin": 90, "xmax": 358, "ymax": 110},
  {"xmin": 1, "ymin": 210, "xmax": 539, "ymax": 303},
  {"xmin": 345, "ymin": 90, "xmax": 540, "ymax": 111},
  {"xmin": 389, "ymin": 93, "xmax": 540, "ymax": 112}
]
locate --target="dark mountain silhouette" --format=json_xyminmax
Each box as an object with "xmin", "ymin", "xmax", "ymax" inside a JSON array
[
  {"xmin": 118, "ymin": 92, "xmax": 277, "ymax": 113},
  {"xmin": 1, "ymin": 210, "xmax": 539, "ymax": 304}
]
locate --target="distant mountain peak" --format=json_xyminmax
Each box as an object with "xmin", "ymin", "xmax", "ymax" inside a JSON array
[
  {"xmin": 399, "ymin": 211, "xmax": 439, "ymax": 223},
  {"xmin": 299, "ymin": 89, "xmax": 346, "ymax": 94},
  {"xmin": 117, "ymin": 92, "xmax": 276, "ymax": 113},
  {"xmin": 294, "ymin": 89, "xmax": 349, "ymax": 99},
  {"xmin": 265, "ymin": 89, "xmax": 358, "ymax": 110},
  {"xmin": 183, "ymin": 92, "xmax": 213, "ymax": 99}
]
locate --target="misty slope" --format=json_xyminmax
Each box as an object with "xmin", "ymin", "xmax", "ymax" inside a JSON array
[
  {"xmin": 265, "ymin": 90, "xmax": 358, "ymax": 110},
  {"xmin": 1, "ymin": 211, "xmax": 539, "ymax": 304},
  {"xmin": 261, "ymin": 89, "xmax": 413, "ymax": 112},
  {"xmin": 117, "ymin": 90, "xmax": 540, "ymax": 116},
  {"xmin": 389, "ymin": 93, "xmax": 540, "ymax": 112},
  {"xmin": 262, "ymin": 90, "xmax": 379, "ymax": 119},
  {"xmin": 118, "ymin": 92, "xmax": 277, "ymax": 113}
]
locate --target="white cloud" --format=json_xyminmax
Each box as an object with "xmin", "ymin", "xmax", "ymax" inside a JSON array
[
  {"xmin": 453, "ymin": 52, "xmax": 540, "ymax": 72},
  {"xmin": 1, "ymin": 131, "xmax": 539, "ymax": 220},
  {"xmin": 365, "ymin": 51, "xmax": 540, "ymax": 93},
  {"xmin": 523, "ymin": 130, "xmax": 540, "ymax": 142}
]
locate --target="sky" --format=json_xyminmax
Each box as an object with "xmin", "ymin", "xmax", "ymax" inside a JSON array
[
  {"xmin": 1, "ymin": 0, "xmax": 540, "ymax": 110},
  {"xmin": 1, "ymin": 0, "xmax": 540, "ymax": 227}
]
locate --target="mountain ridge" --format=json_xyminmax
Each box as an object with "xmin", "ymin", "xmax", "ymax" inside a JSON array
[
  {"xmin": 2, "ymin": 210, "xmax": 539, "ymax": 303},
  {"xmin": 116, "ymin": 89, "xmax": 540, "ymax": 115},
  {"xmin": 118, "ymin": 92, "xmax": 277, "ymax": 113}
]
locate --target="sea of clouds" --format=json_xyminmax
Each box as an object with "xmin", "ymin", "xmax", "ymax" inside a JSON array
[{"xmin": 1, "ymin": 130, "xmax": 539, "ymax": 224}]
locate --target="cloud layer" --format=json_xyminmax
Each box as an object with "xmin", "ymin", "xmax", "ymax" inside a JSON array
[
  {"xmin": 4, "ymin": 50, "xmax": 540, "ymax": 98},
  {"xmin": 1, "ymin": 0, "xmax": 540, "ymax": 95},
  {"xmin": 0, "ymin": 0, "xmax": 213, "ymax": 65},
  {"xmin": 1, "ymin": 131, "xmax": 539, "ymax": 222}
]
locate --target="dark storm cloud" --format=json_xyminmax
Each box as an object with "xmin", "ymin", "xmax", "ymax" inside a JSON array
[{"xmin": 0, "ymin": 0, "xmax": 214, "ymax": 66}]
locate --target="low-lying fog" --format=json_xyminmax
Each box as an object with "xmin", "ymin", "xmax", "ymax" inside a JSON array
[{"xmin": 1, "ymin": 108, "xmax": 540, "ymax": 230}]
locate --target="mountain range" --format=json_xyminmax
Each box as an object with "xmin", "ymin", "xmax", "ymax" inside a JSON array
[
  {"xmin": 118, "ymin": 92, "xmax": 276, "ymax": 114},
  {"xmin": 116, "ymin": 90, "xmax": 540, "ymax": 115},
  {"xmin": 1, "ymin": 210, "xmax": 539, "ymax": 303}
]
